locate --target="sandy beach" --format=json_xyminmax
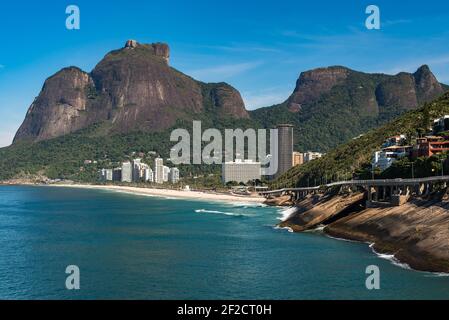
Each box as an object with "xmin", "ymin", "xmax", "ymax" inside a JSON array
[{"xmin": 48, "ymin": 184, "xmax": 267, "ymax": 204}]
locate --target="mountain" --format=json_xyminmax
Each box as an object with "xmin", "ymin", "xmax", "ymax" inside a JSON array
[
  {"xmin": 250, "ymin": 65, "xmax": 446, "ymax": 152},
  {"xmin": 272, "ymin": 91, "xmax": 449, "ymax": 189},
  {"xmin": 14, "ymin": 40, "xmax": 249, "ymax": 143},
  {"xmin": 3, "ymin": 40, "xmax": 448, "ymax": 183}
]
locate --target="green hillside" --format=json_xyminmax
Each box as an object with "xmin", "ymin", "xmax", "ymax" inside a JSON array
[{"xmin": 272, "ymin": 91, "xmax": 449, "ymax": 189}]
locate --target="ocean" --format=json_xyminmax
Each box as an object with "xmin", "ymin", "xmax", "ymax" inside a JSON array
[{"xmin": 0, "ymin": 185, "xmax": 448, "ymax": 299}]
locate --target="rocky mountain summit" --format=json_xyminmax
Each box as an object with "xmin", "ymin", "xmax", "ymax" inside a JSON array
[
  {"xmin": 14, "ymin": 40, "xmax": 248, "ymax": 142},
  {"xmin": 13, "ymin": 40, "xmax": 447, "ymax": 152},
  {"xmin": 251, "ymin": 65, "xmax": 447, "ymax": 151}
]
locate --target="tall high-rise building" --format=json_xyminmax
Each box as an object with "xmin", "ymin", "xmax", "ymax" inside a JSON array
[
  {"xmin": 163, "ymin": 166, "xmax": 170, "ymax": 182},
  {"xmin": 154, "ymin": 158, "xmax": 164, "ymax": 184},
  {"xmin": 276, "ymin": 124, "xmax": 294, "ymax": 177},
  {"xmin": 121, "ymin": 162, "xmax": 132, "ymax": 182},
  {"xmin": 132, "ymin": 158, "xmax": 142, "ymax": 182},
  {"xmin": 113, "ymin": 168, "xmax": 122, "ymax": 181},
  {"xmin": 169, "ymin": 168, "xmax": 180, "ymax": 183},
  {"xmin": 99, "ymin": 169, "xmax": 113, "ymax": 181},
  {"xmin": 144, "ymin": 167, "xmax": 153, "ymax": 182}
]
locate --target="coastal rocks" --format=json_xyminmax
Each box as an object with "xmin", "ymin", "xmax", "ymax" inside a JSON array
[
  {"xmin": 264, "ymin": 195, "xmax": 295, "ymax": 206},
  {"xmin": 281, "ymin": 190, "xmax": 449, "ymax": 272},
  {"xmin": 279, "ymin": 192, "xmax": 365, "ymax": 232},
  {"xmin": 325, "ymin": 198, "xmax": 449, "ymax": 273}
]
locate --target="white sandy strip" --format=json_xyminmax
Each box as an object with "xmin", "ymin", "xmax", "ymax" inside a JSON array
[{"xmin": 50, "ymin": 184, "xmax": 266, "ymax": 204}]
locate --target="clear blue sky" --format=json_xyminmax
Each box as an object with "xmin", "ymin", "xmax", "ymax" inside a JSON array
[{"xmin": 1, "ymin": 0, "xmax": 449, "ymax": 147}]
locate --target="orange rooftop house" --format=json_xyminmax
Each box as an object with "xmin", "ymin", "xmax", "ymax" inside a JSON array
[{"xmin": 412, "ymin": 136, "xmax": 449, "ymax": 158}]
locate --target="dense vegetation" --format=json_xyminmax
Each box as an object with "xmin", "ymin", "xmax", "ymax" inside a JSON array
[
  {"xmin": 272, "ymin": 92, "xmax": 449, "ymax": 189},
  {"xmin": 0, "ymin": 115, "xmax": 258, "ymax": 184},
  {"xmin": 250, "ymin": 71, "xmax": 423, "ymax": 153}
]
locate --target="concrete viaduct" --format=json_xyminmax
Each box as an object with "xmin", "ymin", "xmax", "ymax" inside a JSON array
[{"xmin": 259, "ymin": 176, "xmax": 449, "ymax": 207}]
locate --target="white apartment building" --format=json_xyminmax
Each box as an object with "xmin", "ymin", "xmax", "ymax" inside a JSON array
[
  {"xmin": 163, "ymin": 166, "xmax": 170, "ymax": 182},
  {"xmin": 121, "ymin": 162, "xmax": 132, "ymax": 183},
  {"xmin": 154, "ymin": 158, "xmax": 164, "ymax": 184},
  {"xmin": 99, "ymin": 169, "xmax": 113, "ymax": 181},
  {"xmin": 144, "ymin": 167, "xmax": 154, "ymax": 182},
  {"xmin": 303, "ymin": 151, "xmax": 323, "ymax": 163},
  {"xmin": 169, "ymin": 168, "xmax": 180, "ymax": 183},
  {"xmin": 132, "ymin": 158, "xmax": 142, "ymax": 182},
  {"xmin": 222, "ymin": 159, "xmax": 261, "ymax": 184}
]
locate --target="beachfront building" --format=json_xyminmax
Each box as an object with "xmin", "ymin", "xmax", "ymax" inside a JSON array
[
  {"xmin": 163, "ymin": 166, "xmax": 170, "ymax": 182},
  {"xmin": 144, "ymin": 167, "xmax": 154, "ymax": 182},
  {"xmin": 132, "ymin": 158, "xmax": 142, "ymax": 182},
  {"xmin": 113, "ymin": 168, "xmax": 122, "ymax": 181},
  {"xmin": 154, "ymin": 158, "xmax": 164, "ymax": 184},
  {"xmin": 121, "ymin": 162, "xmax": 132, "ymax": 182},
  {"xmin": 222, "ymin": 159, "xmax": 261, "ymax": 184},
  {"xmin": 99, "ymin": 169, "xmax": 113, "ymax": 181},
  {"xmin": 169, "ymin": 168, "xmax": 180, "ymax": 184}
]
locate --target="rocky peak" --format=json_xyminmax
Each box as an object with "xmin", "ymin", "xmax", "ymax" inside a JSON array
[
  {"xmin": 151, "ymin": 43, "xmax": 170, "ymax": 65},
  {"xmin": 124, "ymin": 39, "xmax": 138, "ymax": 48},
  {"xmin": 413, "ymin": 65, "xmax": 444, "ymax": 104},
  {"xmin": 123, "ymin": 40, "xmax": 170, "ymax": 64},
  {"xmin": 287, "ymin": 66, "xmax": 350, "ymax": 109}
]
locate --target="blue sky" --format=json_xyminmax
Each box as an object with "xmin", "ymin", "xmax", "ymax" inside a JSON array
[{"xmin": 1, "ymin": 0, "xmax": 449, "ymax": 147}]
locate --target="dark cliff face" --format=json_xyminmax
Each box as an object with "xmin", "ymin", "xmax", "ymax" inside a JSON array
[
  {"xmin": 288, "ymin": 65, "xmax": 444, "ymax": 113},
  {"xmin": 287, "ymin": 66, "xmax": 350, "ymax": 111},
  {"xmin": 205, "ymin": 83, "xmax": 249, "ymax": 119},
  {"xmin": 14, "ymin": 41, "xmax": 249, "ymax": 142},
  {"xmin": 14, "ymin": 67, "xmax": 105, "ymax": 142},
  {"xmin": 251, "ymin": 65, "xmax": 447, "ymax": 152}
]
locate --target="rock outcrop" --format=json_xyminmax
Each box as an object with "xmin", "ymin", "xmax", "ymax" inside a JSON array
[
  {"xmin": 14, "ymin": 40, "xmax": 248, "ymax": 142},
  {"xmin": 325, "ymin": 198, "xmax": 449, "ymax": 273},
  {"xmin": 280, "ymin": 191, "xmax": 449, "ymax": 273},
  {"xmin": 251, "ymin": 65, "xmax": 447, "ymax": 152}
]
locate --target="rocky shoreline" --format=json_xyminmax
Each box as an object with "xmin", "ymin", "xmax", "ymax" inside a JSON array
[{"xmin": 278, "ymin": 191, "xmax": 449, "ymax": 273}]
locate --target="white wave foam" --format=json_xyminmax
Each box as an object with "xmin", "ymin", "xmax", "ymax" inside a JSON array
[
  {"xmin": 369, "ymin": 243, "xmax": 411, "ymax": 270},
  {"xmin": 307, "ymin": 225, "xmax": 325, "ymax": 232},
  {"xmin": 424, "ymin": 272, "xmax": 449, "ymax": 277},
  {"xmin": 277, "ymin": 207, "xmax": 297, "ymax": 222},
  {"xmin": 195, "ymin": 209, "xmax": 250, "ymax": 217},
  {"xmin": 325, "ymin": 234, "xmax": 359, "ymax": 243},
  {"xmin": 273, "ymin": 225, "xmax": 294, "ymax": 233}
]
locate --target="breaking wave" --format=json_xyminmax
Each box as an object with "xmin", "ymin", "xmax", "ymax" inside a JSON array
[
  {"xmin": 277, "ymin": 207, "xmax": 297, "ymax": 222},
  {"xmin": 194, "ymin": 209, "xmax": 251, "ymax": 217},
  {"xmin": 273, "ymin": 225, "xmax": 294, "ymax": 233},
  {"xmin": 369, "ymin": 243, "xmax": 411, "ymax": 270}
]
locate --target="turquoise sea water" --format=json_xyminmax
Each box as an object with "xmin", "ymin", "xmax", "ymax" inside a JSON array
[{"xmin": 0, "ymin": 185, "xmax": 448, "ymax": 300}]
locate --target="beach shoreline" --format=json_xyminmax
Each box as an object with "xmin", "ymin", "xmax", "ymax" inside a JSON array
[{"xmin": 42, "ymin": 183, "xmax": 267, "ymax": 204}]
